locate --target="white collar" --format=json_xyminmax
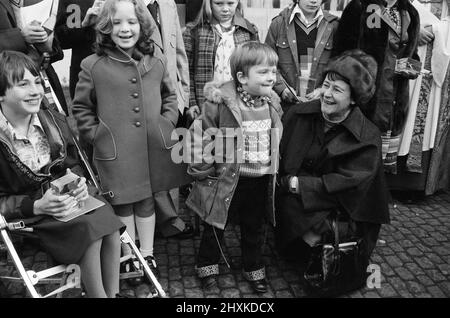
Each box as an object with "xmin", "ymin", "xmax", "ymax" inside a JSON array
[
  {"xmin": 0, "ymin": 111, "xmax": 43, "ymax": 141},
  {"xmin": 144, "ymin": 0, "xmax": 158, "ymax": 6},
  {"xmin": 289, "ymin": 4, "xmax": 324, "ymax": 27}
]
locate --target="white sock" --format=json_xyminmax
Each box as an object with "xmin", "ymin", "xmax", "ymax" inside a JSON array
[
  {"xmin": 135, "ymin": 214, "xmax": 155, "ymax": 258},
  {"xmin": 119, "ymin": 215, "xmax": 135, "ymax": 256}
]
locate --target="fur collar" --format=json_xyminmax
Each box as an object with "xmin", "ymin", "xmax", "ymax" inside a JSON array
[{"xmin": 203, "ymin": 80, "xmax": 282, "ymax": 117}]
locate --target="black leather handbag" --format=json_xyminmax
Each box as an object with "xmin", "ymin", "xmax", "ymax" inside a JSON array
[{"xmin": 303, "ymin": 215, "xmax": 369, "ymax": 297}]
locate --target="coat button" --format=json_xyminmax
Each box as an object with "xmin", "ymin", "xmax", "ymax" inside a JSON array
[
  {"xmin": 135, "ymin": 121, "xmax": 141, "ymax": 127},
  {"xmin": 133, "ymin": 107, "xmax": 140, "ymax": 113},
  {"xmin": 131, "ymin": 78, "xmax": 137, "ymax": 83},
  {"xmin": 132, "ymin": 93, "xmax": 139, "ymax": 98}
]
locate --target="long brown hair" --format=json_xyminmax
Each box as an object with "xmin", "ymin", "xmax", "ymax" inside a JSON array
[
  {"xmin": 94, "ymin": 0, "xmax": 155, "ymax": 56},
  {"xmin": 192, "ymin": 0, "xmax": 244, "ymax": 26}
]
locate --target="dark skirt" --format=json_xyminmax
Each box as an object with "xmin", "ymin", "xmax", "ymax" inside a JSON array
[
  {"xmin": 29, "ymin": 196, "xmax": 124, "ymax": 264},
  {"xmin": 275, "ymin": 192, "xmax": 330, "ymax": 251},
  {"xmin": 275, "ymin": 193, "xmax": 382, "ymax": 260}
]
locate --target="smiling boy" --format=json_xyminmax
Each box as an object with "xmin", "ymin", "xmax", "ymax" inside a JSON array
[{"xmin": 186, "ymin": 42, "xmax": 283, "ymax": 293}]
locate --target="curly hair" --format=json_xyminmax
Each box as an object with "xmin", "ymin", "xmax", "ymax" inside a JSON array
[{"xmin": 94, "ymin": 0, "xmax": 155, "ymax": 56}]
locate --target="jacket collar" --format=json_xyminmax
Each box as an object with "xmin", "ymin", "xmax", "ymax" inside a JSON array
[
  {"xmin": 0, "ymin": 103, "xmax": 66, "ymax": 178},
  {"xmin": 104, "ymin": 46, "xmax": 143, "ymax": 63},
  {"xmin": 203, "ymin": 80, "xmax": 283, "ymax": 126},
  {"xmin": 294, "ymin": 100, "xmax": 365, "ymax": 141},
  {"xmin": 289, "ymin": 4, "xmax": 324, "ymax": 26},
  {"xmin": 280, "ymin": 3, "xmax": 338, "ymax": 24},
  {"xmin": 104, "ymin": 46, "xmax": 159, "ymax": 76},
  {"xmin": 210, "ymin": 11, "xmax": 257, "ymax": 35},
  {"xmin": 0, "ymin": 111, "xmax": 43, "ymax": 142},
  {"xmin": 0, "ymin": 0, "xmax": 15, "ymax": 23}
]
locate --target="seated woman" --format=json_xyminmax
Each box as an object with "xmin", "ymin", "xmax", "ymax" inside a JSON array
[
  {"xmin": 275, "ymin": 49, "xmax": 390, "ymax": 266},
  {"xmin": 0, "ymin": 51, "xmax": 124, "ymax": 298}
]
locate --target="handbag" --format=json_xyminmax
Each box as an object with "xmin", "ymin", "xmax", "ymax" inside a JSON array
[{"xmin": 303, "ymin": 214, "xmax": 369, "ymax": 297}]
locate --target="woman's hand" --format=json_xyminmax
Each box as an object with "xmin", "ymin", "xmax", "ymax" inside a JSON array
[
  {"xmin": 21, "ymin": 22, "xmax": 49, "ymax": 44},
  {"xmin": 281, "ymin": 86, "xmax": 299, "ymax": 103},
  {"xmin": 81, "ymin": 0, "xmax": 105, "ymax": 27},
  {"xmin": 279, "ymin": 175, "xmax": 299, "ymax": 194},
  {"xmin": 305, "ymin": 88, "xmax": 322, "ymax": 101},
  {"xmin": 33, "ymin": 189, "xmax": 79, "ymax": 218},
  {"xmin": 418, "ymin": 25, "xmax": 434, "ymax": 46}
]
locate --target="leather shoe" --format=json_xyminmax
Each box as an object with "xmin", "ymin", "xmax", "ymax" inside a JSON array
[
  {"xmin": 249, "ymin": 279, "xmax": 267, "ymax": 294},
  {"xmin": 143, "ymin": 255, "xmax": 159, "ymax": 284},
  {"xmin": 200, "ymin": 276, "xmax": 217, "ymax": 289},
  {"xmin": 120, "ymin": 259, "xmax": 143, "ymax": 287},
  {"xmin": 171, "ymin": 223, "xmax": 194, "ymax": 239}
]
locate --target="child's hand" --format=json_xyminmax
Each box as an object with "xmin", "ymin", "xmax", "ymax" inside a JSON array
[
  {"xmin": 65, "ymin": 168, "xmax": 89, "ymax": 203},
  {"xmin": 186, "ymin": 105, "xmax": 201, "ymax": 123},
  {"xmin": 33, "ymin": 189, "xmax": 79, "ymax": 218},
  {"xmin": 71, "ymin": 177, "xmax": 89, "ymax": 203}
]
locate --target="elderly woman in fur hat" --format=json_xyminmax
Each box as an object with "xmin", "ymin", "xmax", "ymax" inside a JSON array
[{"xmin": 275, "ymin": 50, "xmax": 390, "ymax": 270}]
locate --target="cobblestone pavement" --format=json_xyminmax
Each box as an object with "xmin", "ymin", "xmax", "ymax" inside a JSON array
[{"xmin": 1, "ymin": 190, "xmax": 449, "ymax": 298}]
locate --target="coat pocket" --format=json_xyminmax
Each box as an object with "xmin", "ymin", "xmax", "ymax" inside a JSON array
[
  {"xmin": 275, "ymin": 39, "xmax": 292, "ymax": 62},
  {"xmin": 192, "ymin": 176, "xmax": 220, "ymax": 217},
  {"xmin": 158, "ymin": 115, "xmax": 179, "ymax": 150},
  {"xmin": 93, "ymin": 118, "xmax": 117, "ymax": 161}
]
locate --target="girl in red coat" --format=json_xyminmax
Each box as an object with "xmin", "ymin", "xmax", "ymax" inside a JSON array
[{"xmin": 72, "ymin": 0, "xmax": 183, "ymax": 284}]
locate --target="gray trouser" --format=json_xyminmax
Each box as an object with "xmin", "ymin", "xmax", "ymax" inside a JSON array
[{"xmin": 154, "ymin": 188, "xmax": 186, "ymax": 237}]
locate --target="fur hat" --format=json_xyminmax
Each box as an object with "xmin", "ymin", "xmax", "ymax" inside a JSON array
[{"xmin": 320, "ymin": 49, "xmax": 378, "ymax": 106}]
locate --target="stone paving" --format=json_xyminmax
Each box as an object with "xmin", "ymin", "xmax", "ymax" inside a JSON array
[{"xmin": 1, "ymin": 190, "xmax": 449, "ymax": 298}]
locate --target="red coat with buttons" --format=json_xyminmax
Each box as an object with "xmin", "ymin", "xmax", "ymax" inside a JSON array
[{"xmin": 72, "ymin": 47, "xmax": 190, "ymax": 205}]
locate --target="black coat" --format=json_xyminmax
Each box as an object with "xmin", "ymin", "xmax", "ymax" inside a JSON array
[
  {"xmin": 0, "ymin": 0, "xmax": 68, "ymax": 114},
  {"xmin": 55, "ymin": 0, "xmax": 96, "ymax": 99},
  {"xmin": 276, "ymin": 100, "xmax": 390, "ymax": 248},
  {"xmin": 332, "ymin": 0, "xmax": 420, "ymax": 134}
]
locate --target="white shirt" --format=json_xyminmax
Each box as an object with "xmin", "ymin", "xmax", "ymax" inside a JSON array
[
  {"xmin": 144, "ymin": 0, "xmax": 157, "ymax": 6},
  {"xmin": 289, "ymin": 4, "xmax": 324, "ymax": 27}
]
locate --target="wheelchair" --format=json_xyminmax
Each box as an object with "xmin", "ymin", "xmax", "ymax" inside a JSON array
[{"xmin": 0, "ymin": 134, "xmax": 167, "ymax": 298}]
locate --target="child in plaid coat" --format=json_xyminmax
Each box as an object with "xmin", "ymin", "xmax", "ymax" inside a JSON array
[{"xmin": 183, "ymin": 0, "xmax": 259, "ymax": 126}]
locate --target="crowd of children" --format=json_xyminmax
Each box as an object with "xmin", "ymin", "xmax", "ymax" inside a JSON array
[{"xmin": 1, "ymin": 0, "xmax": 436, "ymax": 297}]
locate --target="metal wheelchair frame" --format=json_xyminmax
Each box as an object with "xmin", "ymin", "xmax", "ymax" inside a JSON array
[{"xmin": 0, "ymin": 134, "xmax": 167, "ymax": 298}]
